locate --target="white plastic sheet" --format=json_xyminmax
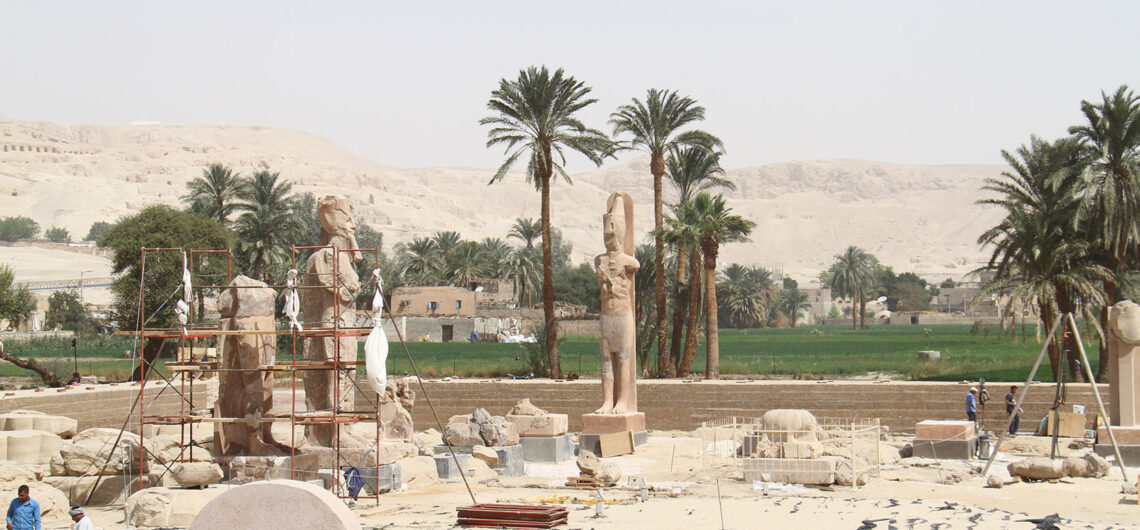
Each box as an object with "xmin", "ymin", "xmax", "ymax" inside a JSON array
[{"xmin": 363, "ymin": 269, "xmax": 388, "ymax": 393}]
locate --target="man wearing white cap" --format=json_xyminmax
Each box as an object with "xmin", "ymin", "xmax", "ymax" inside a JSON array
[
  {"xmin": 68, "ymin": 507, "xmax": 91, "ymax": 530},
  {"xmin": 966, "ymin": 387, "xmax": 978, "ymax": 424}
]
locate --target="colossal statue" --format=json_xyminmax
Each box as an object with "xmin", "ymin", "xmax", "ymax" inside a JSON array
[
  {"xmin": 593, "ymin": 192, "xmax": 639, "ymax": 414},
  {"xmin": 1106, "ymin": 300, "xmax": 1140, "ymax": 426}
]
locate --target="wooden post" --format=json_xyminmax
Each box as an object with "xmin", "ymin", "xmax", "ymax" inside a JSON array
[{"xmin": 1065, "ymin": 313, "xmax": 1129, "ymax": 483}]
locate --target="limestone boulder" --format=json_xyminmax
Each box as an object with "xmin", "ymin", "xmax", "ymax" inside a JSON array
[
  {"xmin": 480, "ymin": 417, "xmax": 519, "ymax": 447},
  {"xmin": 44, "ymin": 474, "xmax": 152, "ymax": 505},
  {"xmin": 508, "ymin": 398, "xmax": 548, "ymax": 416},
  {"xmin": 173, "ymin": 462, "xmax": 224, "ymax": 488},
  {"xmin": 1062, "ymin": 453, "xmax": 1109, "ymax": 478},
  {"xmin": 0, "ymin": 482, "xmax": 70, "ymax": 528},
  {"xmin": 145, "ymin": 434, "xmax": 212, "ymax": 464},
  {"xmin": 127, "ymin": 487, "xmax": 225, "ymax": 528},
  {"xmin": 598, "ymin": 462, "xmax": 622, "ymax": 484},
  {"xmin": 0, "ymin": 462, "xmax": 38, "ymax": 483},
  {"xmin": 0, "ymin": 410, "xmax": 78, "ymax": 438},
  {"xmin": 443, "ymin": 409, "xmax": 519, "ymax": 447},
  {"xmin": 443, "ymin": 422, "xmax": 483, "ymax": 447},
  {"xmin": 50, "ymin": 428, "xmax": 141, "ymax": 476},
  {"xmin": 986, "ymin": 474, "xmax": 1004, "ymax": 488},
  {"xmin": 471, "ymin": 446, "xmax": 498, "ymax": 467},
  {"xmin": 0, "ymin": 430, "xmax": 62, "ymax": 464},
  {"xmin": 1008, "ymin": 457, "xmax": 1065, "ymax": 481}
]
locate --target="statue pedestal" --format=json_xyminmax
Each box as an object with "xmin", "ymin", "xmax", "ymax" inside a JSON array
[
  {"xmin": 1095, "ymin": 425, "xmax": 1140, "ymax": 466},
  {"xmin": 214, "ymin": 453, "xmax": 319, "ymax": 483},
  {"xmin": 579, "ymin": 412, "xmax": 647, "ymax": 455}
]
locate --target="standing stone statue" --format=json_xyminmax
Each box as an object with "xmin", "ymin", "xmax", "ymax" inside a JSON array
[
  {"xmin": 1107, "ymin": 300, "xmax": 1140, "ymax": 426},
  {"xmin": 593, "ymin": 192, "xmax": 639, "ymax": 414},
  {"xmin": 302, "ymin": 195, "xmax": 361, "ymax": 446},
  {"xmin": 215, "ymin": 275, "xmax": 289, "ymax": 456}
]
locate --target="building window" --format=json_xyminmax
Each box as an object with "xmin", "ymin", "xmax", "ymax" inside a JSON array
[
  {"xmin": 428, "ymin": 301, "xmax": 438, "ymax": 310},
  {"xmin": 456, "ymin": 300, "xmax": 462, "ymax": 309}
]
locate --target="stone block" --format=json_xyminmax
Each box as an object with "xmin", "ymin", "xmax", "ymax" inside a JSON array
[
  {"xmin": 914, "ymin": 420, "xmax": 975, "ymax": 441},
  {"xmin": 172, "ymin": 462, "xmax": 224, "ymax": 488},
  {"xmin": 214, "ymin": 453, "xmax": 320, "ymax": 483},
  {"xmin": 581, "ymin": 412, "xmax": 645, "ymax": 435},
  {"xmin": 350, "ymin": 463, "xmax": 402, "ymax": 494},
  {"xmin": 742, "ymin": 457, "xmax": 836, "ymax": 485},
  {"xmin": 1096, "ymin": 425, "xmax": 1140, "ymax": 445},
  {"xmin": 301, "ymin": 441, "xmax": 414, "ymax": 467},
  {"xmin": 189, "ymin": 480, "xmax": 359, "ymax": 530},
  {"xmin": 1094, "ymin": 444, "xmax": 1140, "ymax": 466},
  {"xmin": 434, "ymin": 453, "xmax": 470, "ymax": 480},
  {"xmin": 520, "ymin": 434, "xmax": 574, "ymax": 463},
  {"xmin": 432, "ymin": 444, "xmax": 474, "ymax": 456},
  {"xmin": 488, "ymin": 443, "xmax": 524, "ymax": 477},
  {"xmin": 911, "ymin": 436, "xmax": 978, "ymax": 460},
  {"xmin": 127, "ymin": 486, "xmax": 227, "ymax": 528},
  {"xmin": 507, "ymin": 414, "xmax": 568, "ymax": 437},
  {"xmin": 44, "ymin": 474, "xmax": 155, "ymax": 505},
  {"xmin": 0, "ymin": 429, "xmax": 63, "ymax": 464},
  {"xmin": 0, "ymin": 410, "xmax": 78, "ymax": 438},
  {"xmin": 579, "ymin": 431, "xmax": 646, "ymax": 455}
]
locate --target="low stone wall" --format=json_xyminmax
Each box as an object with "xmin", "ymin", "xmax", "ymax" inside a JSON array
[
  {"xmin": 0, "ymin": 380, "xmax": 214, "ymax": 433},
  {"xmin": 394, "ymin": 379, "xmax": 1108, "ymax": 435}
]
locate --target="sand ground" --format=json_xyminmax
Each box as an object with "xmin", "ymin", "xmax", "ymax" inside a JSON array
[{"xmin": 70, "ymin": 431, "xmax": 1139, "ymax": 529}]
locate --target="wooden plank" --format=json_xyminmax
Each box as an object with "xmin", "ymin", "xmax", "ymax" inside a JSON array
[{"xmin": 597, "ymin": 430, "xmax": 634, "ymax": 457}]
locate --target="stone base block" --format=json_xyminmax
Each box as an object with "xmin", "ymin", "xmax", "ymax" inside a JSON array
[
  {"xmin": 1096, "ymin": 426, "xmax": 1140, "ymax": 445},
  {"xmin": 213, "ymin": 453, "xmax": 320, "ymax": 483},
  {"xmin": 911, "ymin": 436, "xmax": 978, "ymax": 460},
  {"xmin": 520, "ymin": 434, "xmax": 575, "ymax": 463},
  {"xmin": 742, "ymin": 457, "xmax": 836, "ymax": 485},
  {"xmin": 0, "ymin": 410, "xmax": 78, "ymax": 438},
  {"xmin": 581, "ymin": 412, "xmax": 646, "ymax": 435},
  {"xmin": 914, "ymin": 420, "xmax": 975, "ymax": 441},
  {"xmin": 432, "ymin": 444, "xmax": 523, "ymax": 476},
  {"xmin": 434, "ymin": 453, "xmax": 470, "ymax": 480},
  {"xmin": 578, "ymin": 431, "xmax": 647, "ymax": 456},
  {"xmin": 1094, "ymin": 444, "xmax": 1140, "ymax": 466},
  {"xmin": 44, "ymin": 474, "xmax": 155, "ymax": 506},
  {"xmin": 349, "ymin": 463, "xmax": 402, "ymax": 494},
  {"xmin": 507, "ymin": 414, "xmax": 568, "ymax": 437}
]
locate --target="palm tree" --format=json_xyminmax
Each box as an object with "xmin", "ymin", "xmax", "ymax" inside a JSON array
[
  {"xmin": 233, "ymin": 170, "xmax": 298, "ymax": 281},
  {"xmin": 433, "ymin": 231, "xmax": 463, "ymax": 262},
  {"xmin": 398, "ymin": 236, "xmax": 442, "ymax": 283},
  {"xmin": 830, "ymin": 246, "xmax": 875, "ymax": 330},
  {"xmin": 182, "ymin": 163, "xmax": 245, "ymax": 225},
  {"xmin": 692, "ymin": 193, "xmax": 755, "ymax": 379},
  {"xmin": 448, "ymin": 241, "xmax": 487, "ymax": 288},
  {"xmin": 663, "ymin": 146, "xmax": 734, "ymax": 370},
  {"xmin": 659, "ymin": 204, "xmax": 702, "ymax": 374},
  {"xmin": 481, "ymin": 65, "xmax": 614, "ymax": 378},
  {"xmin": 507, "ymin": 218, "xmax": 542, "ymax": 249},
  {"xmin": 611, "ymin": 90, "xmax": 722, "ymax": 378},
  {"xmin": 977, "ymin": 136, "xmax": 1108, "ymax": 380},
  {"xmin": 1068, "ymin": 85, "xmax": 1140, "ymax": 381},
  {"xmin": 506, "ymin": 247, "xmax": 541, "ymax": 308},
  {"xmin": 720, "ymin": 265, "xmax": 776, "ymax": 328},
  {"xmin": 776, "ymin": 288, "xmax": 812, "ymax": 327}
]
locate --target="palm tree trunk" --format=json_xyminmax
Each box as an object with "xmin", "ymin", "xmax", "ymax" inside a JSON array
[
  {"xmin": 668, "ymin": 243, "xmax": 687, "ymax": 372},
  {"xmin": 851, "ymin": 292, "xmax": 857, "ymax": 331},
  {"xmin": 652, "ymin": 155, "xmax": 673, "ymax": 378},
  {"xmin": 540, "ymin": 171, "xmax": 560, "ymax": 379},
  {"xmin": 679, "ymin": 251, "xmax": 702, "ymax": 376},
  {"xmin": 1055, "ymin": 291, "xmax": 1085, "ymax": 383},
  {"xmin": 859, "ymin": 297, "xmax": 866, "ymax": 329},
  {"xmin": 1098, "ymin": 274, "xmax": 1117, "ymax": 382},
  {"xmin": 703, "ymin": 243, "xmax": 720, "ymax": 379},
  {"xmin": 1040, "ymin": 304, "xmax": 1062, "ymax": 381}
]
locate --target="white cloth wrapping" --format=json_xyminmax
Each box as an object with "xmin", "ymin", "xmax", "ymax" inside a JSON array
[
  {"xmin": 284, "ymin": 268, "xmax": 303, "ymax": 332},
  {"xmin": 181, "ymin": 255, "xmax": 192, "ymax": 303},
  {"xmin": 363, "ymin": 269, "xmax": 388, "ymax": 393}
]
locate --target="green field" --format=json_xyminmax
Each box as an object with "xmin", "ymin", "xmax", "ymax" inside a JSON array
[{"xmin": 0, "ymin": 324, "xmax": 1093, "ymax": 383}]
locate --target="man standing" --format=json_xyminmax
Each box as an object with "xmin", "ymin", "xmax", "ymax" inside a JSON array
[
  {"xmin": 966, "ymin": 387, "xmax": 978, "ymax": 424},
  {"xmin": 1005, "ymin": 385, "xmax": 1021, "ymax": 435},
  {"xmin": 68, "ymin": 507, "xmax": 92, "ymax": 530},
  {"xmin": 6, "ymin": 485, "xmax": 40, "ymax": 530}
]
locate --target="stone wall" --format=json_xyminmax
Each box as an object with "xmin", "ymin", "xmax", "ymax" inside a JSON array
[
  {"xmin": 0, "ymin": 380, "xmax": 214, "ymax": 433},
  {"xmin": 391, "ymin": 380, "xmax": 1107, "ymax": 435}
]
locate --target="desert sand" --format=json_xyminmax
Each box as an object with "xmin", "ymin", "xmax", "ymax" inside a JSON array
[{"xmin": 0, "ymin": 115, "xmax": 1004, "ymax": 283}]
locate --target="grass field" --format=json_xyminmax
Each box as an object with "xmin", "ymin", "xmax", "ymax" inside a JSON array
[{"xmin": 0, "ymin": 324, "xmax": 1095, "ymax": 383}]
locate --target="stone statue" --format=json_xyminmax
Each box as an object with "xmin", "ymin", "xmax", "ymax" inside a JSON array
[
  {"xmin": 1106, "ymin": 300, "xmax": 1140, "ymax": 426},
  {"xmin": 593, "ymin": 192, "xmax": 639, "ymax": 414},
  {"xmin": 215, "ymin": 275, "xmax": 289, "ymax": 456},
  {"xmin": 302, "ymin": 195, "xmax": 362, "ymax": 446}
]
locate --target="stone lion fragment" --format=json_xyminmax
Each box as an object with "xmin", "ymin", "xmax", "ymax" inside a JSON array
[{"xmin": 1007, "ymin": 457, "xmax": 1065, "ymax": 481}]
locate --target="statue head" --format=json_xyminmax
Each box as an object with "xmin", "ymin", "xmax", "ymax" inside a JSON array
[
  {"xmin": 1108, "ymin": 300, "xmax": 1140, "ymax": 345},
  {"xmin": 318, "ymin": 195, "xmax": 361, "ymax": 263},
  {"xmin": 603, "ymin": 209, "xmax": 624, "ymax": 252}
]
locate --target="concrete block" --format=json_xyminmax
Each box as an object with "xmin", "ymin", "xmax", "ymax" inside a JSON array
[
  {"xmin": 0, "ymin": 410, "xmax": 78, "ymax": 438},
  {"xmin": 578, "ymin": 431, "xmax": 647, "ymax": 456},
  {"xmin": 911, "ymin": 436, "xmax": 978, "ymax": 460},
  {"xmin": 434, "ymin": 453, "xmax": 470, "ymax": 480},
  {"xmin": 489, "ymin": 444, "xmax": 524, "ymax": 477},
  {"xmin": 351, "ymin": 463, "xmax": 402, "ymax": 494},
  {"xmin": 432, "ymin": 444, "xmax": 474, "ymax": 456},
  {"xmin": 507, "ymin": 414, "xmax": 568, "ymax": 437},
  {"xmin": 0, "ymin": 429, "xmax": 63, "ymax": 464},
  {"xmin": 742, "ymin": 457, "xmax": 836, "ymax": 485},
  {"xmin": 914, "ymin": 420, "xmax": 975, "ymax": 441},
  {"xmin": 1094, "ymin": 444, "xmax": 1140, "ymax": 466},
  {"xmin": 520, "ymin": 434, "xmax": 574, "ymax": 463},
  {"xmin": 581, "ymin": 412, "xmax": 645, "ymax": 434}
]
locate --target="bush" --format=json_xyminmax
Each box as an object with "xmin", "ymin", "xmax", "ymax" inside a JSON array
[
  {"xmin": 45, "ymin": 289, "xmax": 98, "ymax": 335},
  {"xmin": 521, "ymin": 321, "xmax": 565, "ymax": 377},
  {"xmin": 45, "ymin": 226, "xmax": 71, "ymax": 243},
  {"xmin": 0, "ymin": 216, "xmax": 39, "ymax": 241},
  {"xmin": 84, "ymin": 221, "xmax": 112, "ymax": 243}
]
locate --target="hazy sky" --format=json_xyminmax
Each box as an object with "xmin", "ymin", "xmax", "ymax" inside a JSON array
[{"xmin": 2, "ymin": 1, "xmax": 1138, "ymax": 171}]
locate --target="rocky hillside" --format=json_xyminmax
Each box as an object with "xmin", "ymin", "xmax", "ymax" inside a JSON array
[{"xmin": 0, "ymin": 115, "xmax": 1004, "ymax": 282}]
